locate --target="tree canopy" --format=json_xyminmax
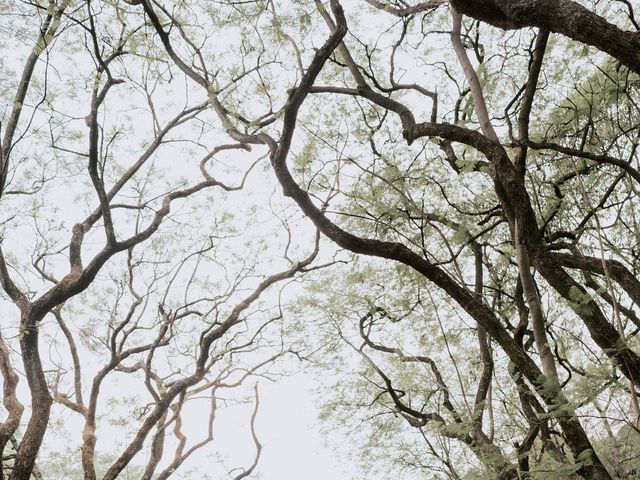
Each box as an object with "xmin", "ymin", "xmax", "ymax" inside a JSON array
[{"xmin": 1, "ymin": 0, "xmax": 640, "ymax": 479}]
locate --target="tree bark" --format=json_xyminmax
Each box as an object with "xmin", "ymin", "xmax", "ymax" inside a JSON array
[
  {"xmin": 451, "ymin": 0, "xmax": 640, "ymax": 74},
  {"xmin": 9, "ymin": 313, "xmax": 52, "ymax": 480}
]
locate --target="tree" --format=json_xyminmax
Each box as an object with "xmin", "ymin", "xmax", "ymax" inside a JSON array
[
  {"xmin": 0, "ymin": 1, "xmax": 322, "ymax": 478},
  {"xmin": 120, "ymin": 0, "xmax": 639, "ymax": 478},
  {"xmin": 3, "ymin": 0, "xmax": 640, "ymax": 479}
]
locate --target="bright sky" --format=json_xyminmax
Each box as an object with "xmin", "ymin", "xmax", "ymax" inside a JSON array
[
  {"xmin": 163, "ymin": 372, "xmax": 356, "ymax": 479},
  {"xmin": 252, "ymin": 374, "xmax": 352, "ymax": 480}
]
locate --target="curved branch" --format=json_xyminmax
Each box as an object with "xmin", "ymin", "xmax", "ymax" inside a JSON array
[{"xmin": 451, "ymin": 0, "xmax": 640, "ymax": 74}]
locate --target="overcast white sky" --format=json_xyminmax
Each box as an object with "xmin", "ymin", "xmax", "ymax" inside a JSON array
[
  {"xmin": 145, "ymin": 371, "xmax": 357, "ymax": 479},
  {"xmin": 250, "ymin": 374, "xmax": 353, "ymax": 479}
]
